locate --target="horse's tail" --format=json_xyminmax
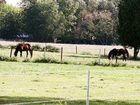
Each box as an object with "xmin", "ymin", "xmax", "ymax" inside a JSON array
[{"xmin": 125, "ymin": 48, "xmax": 129, "ymax": 58}]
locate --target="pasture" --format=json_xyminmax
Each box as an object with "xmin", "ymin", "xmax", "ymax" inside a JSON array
[{"xmin": 0, "ymin": 41, "xmax": 140, "ymax": 105}]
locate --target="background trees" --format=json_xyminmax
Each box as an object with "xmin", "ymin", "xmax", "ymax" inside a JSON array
[
  {"xmin": 0, "ymin": 4, "xmax": 23, "ymax": 39},
  {"xmin": 118, "ymin": 0, "xmax": 140, "ymax": 59},
  {"xmin": 0, "ymin": 0, "xmax": 119, "ymax": 45}
]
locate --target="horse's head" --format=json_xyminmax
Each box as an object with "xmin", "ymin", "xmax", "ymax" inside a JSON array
[{"xmin": 14, "ymin": 44, "xmax": 20, "ymax": 57}]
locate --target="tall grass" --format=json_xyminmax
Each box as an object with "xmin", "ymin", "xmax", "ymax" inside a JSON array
[{"xmin": 0, "ymin": 55, "xmax": 17, "ymax": 62}]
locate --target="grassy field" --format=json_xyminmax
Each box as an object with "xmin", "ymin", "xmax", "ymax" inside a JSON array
[
  {"xmin": 0, "ymin": 41, "xmax": 140, "ymax": 105},
  {"xmin": 0, "ymin": 61, "xmax": 140, "ymax": 104}
]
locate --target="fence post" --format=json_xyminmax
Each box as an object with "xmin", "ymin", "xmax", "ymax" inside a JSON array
[
  {"xmin": 104, "ymin": 48, "xmax": 106, "ymax": 56},
  {"xmin": 86, "ymin": 70, "xmax": 90, "ymax": 105},
  {"xmin": 61, "ymin": 47, "xmax": 63, "ymax": 63},
  {"xmin": 76, "ymin": 46, "xmax": 78, "ymax": 54},
  {"xmin": 10, "ymin": 46, "xmax": 13, "ymax": 57},
  {"xmin": 98, "ymin": 49, "xmax": 101, "ymax": 64},
  {"xmin": 44, "ymin": 43, "xmax": 47, "ymax": 58}
]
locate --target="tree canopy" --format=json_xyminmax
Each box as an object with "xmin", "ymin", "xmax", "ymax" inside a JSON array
[
  {"xmin": 118, "ymin": 0, "xmax": 140, "ymax": 59},
  {"xmin": 0, "ymin": 0, "xmax": 119, "ymax": 44}
]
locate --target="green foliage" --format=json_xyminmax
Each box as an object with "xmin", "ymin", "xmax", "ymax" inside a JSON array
[
  {"xmin": 22, "ymin": 58, "xmax": 31, "ymax": 62},
  {"xmin": 80, "ymin": 52, "xmax": 92, "ymax": 55},
  {"xmin": 32, "ymin": 44, "xmax": 42, "ymax": 51},
  {"xmin": 33, "ymin": 57, "xmax": 60, "ymax": 63},
  {"xmin": 32, "ymin": 44, "xmax": 60, "ymax": 52},
  {"xmin": 94, "ymin": 18, "xmax": 114, "ymax": 45},
  {"xmin": 118, "ymin": 0, "xmax": 140, "ymax": 59},
  {"xmin": 0, "ymin": 44, "xmax": 4, "ymax": 48},
  {"xmin": 0, "ymin": 55, "xmax": 17, "ymax": 62},
  {"xmin": 0, "ymin": 0, "xmax": 119, "ymax": 45},
  {"xmin": 44, "ymin": 45, "xmax": 60, "ymax": 52},
  {"xmin": 0, "ymin": 4, "xmax": 23, "ymax": 39},
  {"xmin": 22, "ymin": 0, "xmax": 66, "ymax": 41}
]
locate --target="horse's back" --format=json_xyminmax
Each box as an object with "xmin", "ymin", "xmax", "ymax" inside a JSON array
[{"xmin": 16, "ymin": 43, "xmax": 32, "ymax": 51}]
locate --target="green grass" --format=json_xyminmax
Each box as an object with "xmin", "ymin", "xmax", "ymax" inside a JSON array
[
  {"xmin": 0, "ymin": 48, "xmax": 136, "ymax": 67},
  {"xmin": 0, "ymin": 47, "xmax": 140, "ymax": 104},
  {"xmin": 0, "ymin": 61, "xmax": 140, "ymax": 104}
]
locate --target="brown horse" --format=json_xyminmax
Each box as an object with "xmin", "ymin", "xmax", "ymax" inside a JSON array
[
  {"xmin": 108, "ymin": 48, "xmax": 129, "ymax": 63},
  {"xmin": 14, "ymin": 43, "xmax": 33, "ymax": 58}
]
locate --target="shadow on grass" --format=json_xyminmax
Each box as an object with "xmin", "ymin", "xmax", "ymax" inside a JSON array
[
  {"xmin": 66, "ymin": 100, "xmax": 140, "ymax": 105},
  {"xmin": 0, "ymin": 96, "xmax": 140, "ymax": 105},
  {"xmin": 0, "ymin": 96, "xmax": 61, "ymax": 104}
]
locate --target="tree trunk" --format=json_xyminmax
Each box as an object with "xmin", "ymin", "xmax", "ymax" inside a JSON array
[{"xmin": 133, "ymin": 46, "xmax": 139, "ymax": 60}]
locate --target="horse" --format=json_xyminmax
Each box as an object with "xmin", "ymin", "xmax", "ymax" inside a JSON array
[
  {"xmin": 14, "ymin": 43, "xmax": 33, "ymax": 58},
  {"xmin": 108, "ymin": 48, "xmax": 129, "ymax": 63}
]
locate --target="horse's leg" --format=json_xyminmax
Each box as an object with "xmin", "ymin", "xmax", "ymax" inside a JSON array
[
  {"xmin": 115, "ymin": 56, "xmax": 118, "ymax": 63},
  {"xmin": 109, "ymin": 54, "xmax": 113, "ymax": 64},
  {"xmin": 123, "ymin": 54, "xmax": 126, "ymax": 61},
  {"xmin": 29, "ymin": 49, "xmax": 33, "ymax": 58},
  {"xmin": 109, "ymin": 58, "xmax": 111, "ymax": 65},
  {"xmin": 20, "ymin": 50, "xmax": 22, "ymax": 57},
  {"xmin": 26, "ymin": 50, "xmax": 28, "ymax": 58}
]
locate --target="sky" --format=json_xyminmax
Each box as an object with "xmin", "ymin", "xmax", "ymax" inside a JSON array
[{"xmin": 6, "ymin": 0, "xmax": 21, "ymax": 7}]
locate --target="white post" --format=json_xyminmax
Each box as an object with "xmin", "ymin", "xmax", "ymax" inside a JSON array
[
  {"xmin": 76, "ymin": 46, "xmax": 78, "ymax": 54},
  {"xmin": 61, "ymin": 47, "xmax": 63, "ymax": 63},
  {"xmin": 86, "ymin": 70, "xmax": 90, "ymax": 105},
  {"xmin": 44, "ymin": 43, "xmax": 47, "ymax": 58},
  {"xmin": 98, "ymin": 49, "xmax": 101, "ymax": 64}
]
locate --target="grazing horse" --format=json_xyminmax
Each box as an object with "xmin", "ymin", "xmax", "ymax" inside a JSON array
[
  {"xmin": 108, "ymin": 48, "xmax": 129, "ymax": 63},
  {"xmin": 14, "ymin": 43, "xmax": 33, "ymax": 58}
]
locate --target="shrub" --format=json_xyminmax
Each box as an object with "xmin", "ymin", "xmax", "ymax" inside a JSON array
[
  {"xmin": 0, "ymin": 44, "xmax": 4, "ymax": 48},
  {"xmin": 22, "ymin": 58, "xmax": 31, "ymax": 62},
  {"xmin": 43, "ymin": 45, "xmax": 60, "ymax": 52},
  {"xmin": 33, "ymin": 57, "xmax": 69, "ymax": 64},
  {"xmin": 0, "ymin": 44, "xmax": 10, "ymax": 49},
  {"xmin": 32, "ymin": 45, "xmax": 60, "ymax": 52},
  {"xmin": 88, "ymin": 61, "xmax": 100, "ymax": 66},
  {"xmin": 32, "ymin": 44, "xmax": 42, "ymax": 51},
  {"xmin": 0, "ymin": 55, "xmax": 17, "ymax": 62},
  {"xmin": 80, "ymin": 52, "xmax": 92, "ymax": 55},
  {"xmin": 33, "ymin": 57, "xmax": 60, "ymax": 63},
  {"xmin": 87, "ymin": 61, "xmax": 127, "ymax": 67}
]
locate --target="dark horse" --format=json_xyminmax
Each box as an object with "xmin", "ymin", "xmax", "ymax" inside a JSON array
[
  {"xmin": 108, "ymin": 48, "xmax": 129, "ymax": 63},
  {"xmin": 14, "ymin": 43, "xmax": 33, "ymax": 58}
]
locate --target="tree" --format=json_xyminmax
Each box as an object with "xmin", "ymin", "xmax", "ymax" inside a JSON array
[
  {"xmin": 0, "ymin": 4, "xmax": 22, "ymax": 39},
  {"xmin": 56, "ymin": 0, "xmax": 79, "ymax": 42},
  {"xmin": 118, "ymin": 0, "xmax": 140, "ymax": 59},
  {"xmin": 58, "ymin": 0, "xmax": 78, "ymax": 33},
  {"xmin": 94, "ymin": 18, "xmax": 114, "ymax": 45},
  {"xmin": 22, "ymin": 0, "xmax": 61, "ymax": 41}
]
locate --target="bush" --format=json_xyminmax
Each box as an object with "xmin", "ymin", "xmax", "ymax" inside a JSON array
[
  {"xmin": 33, "ymin": 57, "xmax": 60, "ymax": 63},
  {"xmin": 80, "ymin": 52, "xmax": 92, "ymax": 55},
  {"xmin": 43, "ymin": 45, "xmax": 60, "ymax": 52},
  {"xmin": 22, "ymin": 58, "xmax": 31, "ymax": 62},
  {"xmin": 32, "ymin": 44, "xmax": 60, "ymax": 52},
  {"xmin": 0, "ymin": 55, "xmax": 17, "ymax": 62},
  {"xmin": 0, "ymin": 44, "xmax": 10, "ymax": 49},
  {"xmin": 0, "ymin": 44, "xmax": 4, "ymax": 48},
  {"xmin": 32, "ymin": 44, "xmax": 42, "ymax": 51}
]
